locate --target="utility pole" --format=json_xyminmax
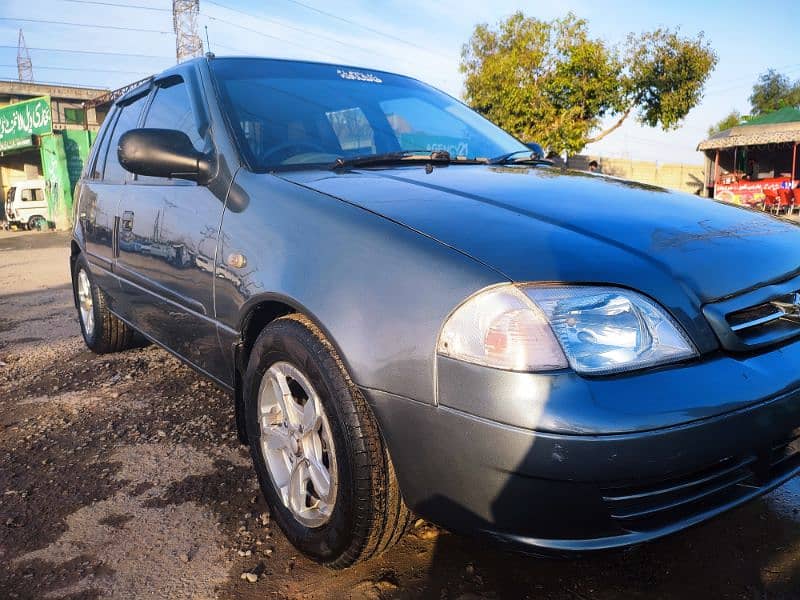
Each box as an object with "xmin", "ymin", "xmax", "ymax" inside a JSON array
[
  {"xmin": 172, "ymin": 0, "xmax": 204, "ymax": 63},
  {"xmin": 17, "ymin": 29, "xmax": 33, "ymax": 82}
]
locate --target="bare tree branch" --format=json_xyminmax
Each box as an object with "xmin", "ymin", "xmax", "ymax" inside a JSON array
[{"xmin": 585, "ymin": 106, "xmax": 633, "ymax": 144}]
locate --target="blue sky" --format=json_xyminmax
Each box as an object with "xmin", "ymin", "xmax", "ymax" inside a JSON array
[{"xmin": 1, "ymin": 0, "xmax": 797, "ymax": 164}]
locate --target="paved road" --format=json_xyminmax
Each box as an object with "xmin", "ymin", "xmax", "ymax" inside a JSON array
[{"xmin": 1, "ymin": 229, "xmax": 799, "ymax": 599}]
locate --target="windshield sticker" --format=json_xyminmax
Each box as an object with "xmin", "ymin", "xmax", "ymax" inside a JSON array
[
  {"xmin": 398, "ymin": 133, "xmax": 469, "ymax": 157},
  {"xmin": 336, "ymin": 69, "xmax": 383, "ymax": 84}
]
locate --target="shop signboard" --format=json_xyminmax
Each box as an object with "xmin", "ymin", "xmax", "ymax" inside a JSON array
[
  {"xmin": 0, "ymin": 96, "xmax": 52, "ymax": 152},
  {"xmin": 714, "ymin": 176, "xmax": 797, "ymax": 206}
]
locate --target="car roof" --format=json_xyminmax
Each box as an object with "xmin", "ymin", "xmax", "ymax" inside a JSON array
[{"xmin": 14, "ymin": 179, "xmax": 45, "ymax": 188}]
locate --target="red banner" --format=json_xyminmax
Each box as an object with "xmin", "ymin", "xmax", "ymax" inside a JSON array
[{"xmin": 714, "ymin": 177, "xmax": 797, "ymax": 206}]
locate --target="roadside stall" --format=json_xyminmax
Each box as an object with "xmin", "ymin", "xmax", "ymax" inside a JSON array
[
  {"xmin": 698, "ymin": 107, "xmax": 800, "ymax": 212},
  {"xmin": 0, "ymin": 83, "xmax": 104, "ymax": 230}
]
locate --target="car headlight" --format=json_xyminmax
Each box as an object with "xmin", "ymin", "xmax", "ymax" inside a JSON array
[{"xmin": 437, "ymin": 284, "xmax": 696, "ymax": 375}]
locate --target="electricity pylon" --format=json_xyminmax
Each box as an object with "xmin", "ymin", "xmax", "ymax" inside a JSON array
[
  {"xmin": 173, "ymin": 0, "xmax": 203, "ymax": 63},
  {"xmin": 17, "ymin": 29, "xmax": 33, "ymax": 82}
]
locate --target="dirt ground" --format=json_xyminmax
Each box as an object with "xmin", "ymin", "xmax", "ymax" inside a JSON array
[{"xmin": 1, "ymin": 229, "xmax": 800, "ymax": 600}]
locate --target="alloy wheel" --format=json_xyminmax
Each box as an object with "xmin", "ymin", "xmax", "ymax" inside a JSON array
[
  {"xmin": 257, "ymin": 361, "xmax": 338, "ymax": 527},
  {"xmin": 77, "ymin": 269, "xmax": 94, "ymax": 338}
]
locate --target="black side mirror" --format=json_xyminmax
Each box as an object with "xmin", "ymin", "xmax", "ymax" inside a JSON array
[{"xmin": 118, "ymin": 128, "xmax": 212, "ymax": 184}]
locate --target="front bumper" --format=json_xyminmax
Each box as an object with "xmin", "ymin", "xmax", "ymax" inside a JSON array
[{"xmin": 362, "ymin": 345, "xmax": 800, "ymax": 552}]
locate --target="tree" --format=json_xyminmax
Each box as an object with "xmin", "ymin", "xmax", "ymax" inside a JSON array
[
  {"xmin": 460, "ymin": 12, "xmax": 717, "ymax": 155},
  {"xmin": 708, "ymin": 110, "xmax": 742, "ymax": 136},
  {"xmin": 749, "ymin": 69, "xmax": 800, "ymax": 115}
]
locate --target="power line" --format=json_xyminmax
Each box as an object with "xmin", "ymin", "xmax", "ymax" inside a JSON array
[
  {"xmin": 279, "ymin": 0, "xmax": 425, "ymax": 51},
  {"xmin": 0, "ymin": 75, "xmax": 110, "ymax": 89},
  {"xmin": 203, "ymin": 0, "xmax": 392, "ymax": 60},
  {"xmin": 202, "ymin": 13, "xmax": 350, "ymax": 63},
  {"xmin": 0, "ymin": 45, "xmax": 173, "ymax": 60},
  {"xmin": 703, "ymin": 63, "xmax": 800, "ymax": 96},
  {"xmin": 0, "ymin": 17, "xmax": 172, "ymax": 34},
  {"xmin": 61, "ymin": 0, "xmax": 171, "ymax": 10},
  {"xmin": 0, "ymin": 63, "xmax": 151, "ymax": 75}
]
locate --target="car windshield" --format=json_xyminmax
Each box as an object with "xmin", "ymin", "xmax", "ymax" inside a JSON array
[{"xmin": 210, "ymin": 58, "xmax": 529, "ymax": 171}]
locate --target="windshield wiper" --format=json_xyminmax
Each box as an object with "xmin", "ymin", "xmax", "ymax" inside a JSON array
[
  {"xmin": 489, "ymin": 150, "xmax": 553, "ymax": 166},
  {"xmin": 332, "ymin": 150, "xmax": 485, "ymax": 170}
]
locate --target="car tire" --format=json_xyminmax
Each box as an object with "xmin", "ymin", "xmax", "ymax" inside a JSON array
[
  {"xmin": 27, "ymin": 215, "xmax": 45, "ymax": 230},
  {"xmin": 72, "ymin": 254, "xmax": 137, "ymax": 354},
  {"xmin": 244, "ymin": 314, "xmax": 412, "ymax": 568}
]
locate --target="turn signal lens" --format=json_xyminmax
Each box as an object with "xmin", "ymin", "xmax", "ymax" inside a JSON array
[{"xmin": 437, "ymin": 285, "xmax": 568, "ymax": 372}]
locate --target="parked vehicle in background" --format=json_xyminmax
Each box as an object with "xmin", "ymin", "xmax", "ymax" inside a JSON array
[
  {"xmin": 5, "ymin": 180, "xmax": 48, "ymax": 230},
  {"xmin": 71, "ymin": 56, "xmax": 800, "ymax": 569}
]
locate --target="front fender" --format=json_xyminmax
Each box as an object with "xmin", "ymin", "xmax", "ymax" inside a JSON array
[{"xmin": 215, "ymin": 170, "xmax": 505, "ymax": 405}]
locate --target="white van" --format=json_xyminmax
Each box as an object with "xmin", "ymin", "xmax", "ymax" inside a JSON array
[{"xmin": 5, "ymin": 180, "xmax": 48, "ymax": 230}]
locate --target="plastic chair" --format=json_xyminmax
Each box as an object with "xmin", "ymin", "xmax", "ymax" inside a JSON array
[
  {"xmin": 777, "ymin": 189, "xmax": 793, "ymax": 214},
  {"xmin": 763, "ymin": 188, "xmax": 779, "ymax": 213},
  {"xmin": 792, "ymin": 188, "xmax": 800, "ymax": 215}
]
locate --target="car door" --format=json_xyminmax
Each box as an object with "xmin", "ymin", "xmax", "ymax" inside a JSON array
[
  {"xmin": 113, "ymin": 75, "xmax": 228, "ymax": 383},
  {"xmin": 78, "ymin": 90, "xmax": 148, "ymax": 298}
]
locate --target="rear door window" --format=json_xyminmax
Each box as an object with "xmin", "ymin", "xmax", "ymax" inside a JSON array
[{"xmin": 90, "ymin": 109, "xmax": 117, "ymax": 180}]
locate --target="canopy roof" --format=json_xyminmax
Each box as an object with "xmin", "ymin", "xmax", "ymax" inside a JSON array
[
  {"xmin": 743, "ymin": 106, "xmax": 800, "ymax": 126},
  {"xmin": 697, "ymin": 106, "xmax": 800, "ymax": 151}
]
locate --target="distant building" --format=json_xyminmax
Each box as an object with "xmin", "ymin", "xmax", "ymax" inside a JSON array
[
  {"xmin": 0, "ymin": 80, "xmax": 108, "ymax": 229},
  {"xmin": 697, "ymin": 107, "xmax": 800, "ymax": 205}
]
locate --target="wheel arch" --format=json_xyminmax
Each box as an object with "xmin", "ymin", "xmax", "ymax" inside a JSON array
[
  {"xmin": 70, "ymin": 240, "xmax": 82, "ymax": 309},
  {"xmin": 233, "ymin": 292, "xmax": 358, "ymax": 445}
]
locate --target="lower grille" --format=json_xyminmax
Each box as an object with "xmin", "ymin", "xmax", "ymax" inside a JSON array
[{"xmin": 601, "ymin": 432, "xmax": 800, "ymax": 531}]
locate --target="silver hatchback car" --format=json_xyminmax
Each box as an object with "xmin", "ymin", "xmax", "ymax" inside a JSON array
[{"xmin": 71, "ymin": 56, "xmax": 800, "ymax": 567}]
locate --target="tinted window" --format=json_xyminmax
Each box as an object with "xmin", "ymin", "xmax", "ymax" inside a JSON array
[
  {"xmin": 144, "ymin": 80, "xmax": 202, "ymax": 150},
  {"xmin": 90, "ymin": 111, "xmax": 116, "ymax": 179},
  {"xmin": 103, "ymin": 94, "xmax": 147, "ymax": 183},
  {"xmin": 211, "ymin": 58, "xmax": 528, "ymax": 171}
]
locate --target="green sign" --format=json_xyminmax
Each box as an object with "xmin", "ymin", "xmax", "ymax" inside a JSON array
[{"xmin": 0, "ymin": 96, "xmax": 52, "ymax": 152}]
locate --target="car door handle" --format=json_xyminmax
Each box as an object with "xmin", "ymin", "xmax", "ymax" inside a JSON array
[{"xmin": 121, "ymin": 210, "xmax": 134, "ymax": 231}]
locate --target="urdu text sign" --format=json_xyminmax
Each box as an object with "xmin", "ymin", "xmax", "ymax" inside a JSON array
[{"xmin": 0, "ymin": 96, "xmax": 52, "ymax": 152}]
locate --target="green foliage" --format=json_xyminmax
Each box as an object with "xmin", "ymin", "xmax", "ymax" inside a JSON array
[
  {"xmin": 708, "ymin": 110, "xmax": 742, "ymax": 136},
  {"xmin": 460, "ymin": 12, "xmax": 717, "ymax": 155},
  {"xmin": 749, "ymin": 69, "xmax": 800, "ymax": 115}
]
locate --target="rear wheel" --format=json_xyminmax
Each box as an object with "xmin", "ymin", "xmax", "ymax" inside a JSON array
[
  {"xmin": 27, "ymin": 215, "xmax": 46, "ymax": 230},
  {"xmin": 244, "ymin": 314, "xmax": 411, "ymax": 568},
  {"xmin": 73, "ymin": 254, "xmax": 138, "ymax": 354}
]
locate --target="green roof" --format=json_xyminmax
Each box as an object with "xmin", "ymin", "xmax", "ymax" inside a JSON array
[{"xmin": 742, "ymin": 106, "xmax": 800, "ymax": 126}]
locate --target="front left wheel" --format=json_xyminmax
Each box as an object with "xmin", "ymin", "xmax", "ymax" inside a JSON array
[
  {"xmin": 244, "ymin": 314, "xmax": 411, "ymax": 568},
  {"xmin": 72, "ymin": 254, "xmax": 138, "ymax": 354}
]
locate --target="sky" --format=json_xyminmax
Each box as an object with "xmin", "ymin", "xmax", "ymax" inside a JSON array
[{"xmin": 0, "ymin": 0, "xmax": 797, "ymax": 165}]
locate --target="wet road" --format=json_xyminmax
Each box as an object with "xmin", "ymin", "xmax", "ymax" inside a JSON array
[{"xmin": 1, "ymin": 230, "xmax": 799, "ymax": 599}]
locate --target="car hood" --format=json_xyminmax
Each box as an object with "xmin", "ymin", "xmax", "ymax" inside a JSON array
[{"xmin": 283, "ymin": 165, "xmax": 800, "ymax": 302}]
